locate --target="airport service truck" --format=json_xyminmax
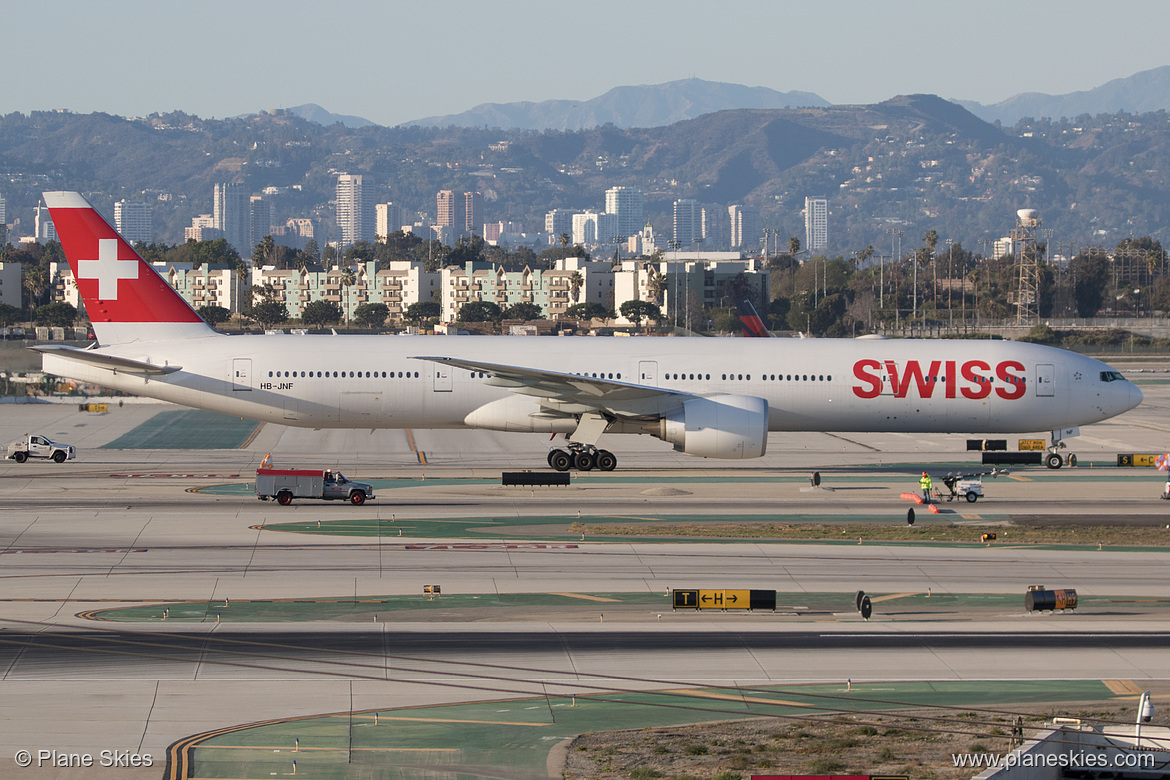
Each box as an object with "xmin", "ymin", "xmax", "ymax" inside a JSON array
[
  {"xmin": 255, "ymin": 468, "xmax": 375, "ymax": 506},
  {"xmin": 7, "ymin": 433, "xmax": 76, "ymax": 463}
]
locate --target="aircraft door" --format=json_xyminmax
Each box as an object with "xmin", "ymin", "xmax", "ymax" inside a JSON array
[
  {"xmin": 1035, "ymin": 363, "xmax": 1055, "ymax": 397},
  {"xmin": 433, "ymin": 364, "xmax": 453, "ymax": 392},
  {"xmin": 639, "ymin": 360, "xmax": 658, "ymax": 387},
  {"xmin": 232, "ymin": 358, "xmax": 252, "ymax": 391}
]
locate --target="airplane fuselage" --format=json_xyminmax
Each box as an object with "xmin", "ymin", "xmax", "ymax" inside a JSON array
[{"xmin": 42, "ymin": 333, "xmax": 1141, "ymax": 436}]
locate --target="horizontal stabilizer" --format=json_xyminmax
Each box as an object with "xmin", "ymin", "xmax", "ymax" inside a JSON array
[{"xmin": 32, "ymin": 345, "xmax": 182, "ymax": 375}]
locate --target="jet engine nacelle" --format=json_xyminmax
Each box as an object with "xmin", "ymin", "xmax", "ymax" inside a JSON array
[{"xmin": 657, "ymin": 394, "xmax": 768, "ymax": 459}]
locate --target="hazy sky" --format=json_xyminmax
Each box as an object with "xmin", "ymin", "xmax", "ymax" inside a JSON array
[{"xmin": 8, "ymin": 0, "xmax": 1170, "ymax": 126}]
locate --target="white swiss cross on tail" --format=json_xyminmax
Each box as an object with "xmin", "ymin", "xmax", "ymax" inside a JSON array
[{"xmin": 77, "ymin": 238, "xmax": 138, "ymax": 300}]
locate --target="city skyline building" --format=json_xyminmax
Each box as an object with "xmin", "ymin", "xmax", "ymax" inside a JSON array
[
  {"xmin": 213, "ymin": 183, "xmax": 250, "ymax": 255},
  {"xmin": 605, "ymin": 186, "xmax": 643, "ymax": 239},
  {"xmin": 376, "ymin": 202, "xmax": 403, "ymax": 240},
  {"xmin": 113, "ymin": 200, "xmax": 152, "ymax": 244},
  {"xmin": 544, "ymin": 209, "xmax": 573, "ymax": 241},
  {"xmin": 436, "ymin": 190, "xmax": 462, "ymax": 232},
  {"xmin": 249, "ymin": 195, "xmax": 272, "ymax": 250},
  {"xmin": 673, "ymin": 199, "xmax": 702, "ymax": 247},
  {"xmin": 463, "ymin": 191, "xmax": 483, "ymax": 237},
  {"xmin": 335, "ymin": 174, "xmax": 371, "ymax": 248},
  {"xmin": 804, "ymin": 196, "xmax": 829, "ymax": 253},
  {"xmin": 728, "ymin": 205, "xmax": 759, "ymax": 251},
  {"xmin": 34, "ymin": 204, "xmax": 56, "ymax": 242}
]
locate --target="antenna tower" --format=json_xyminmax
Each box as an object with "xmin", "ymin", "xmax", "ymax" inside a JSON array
[{"xmin": 1012, "ymin": 209, "xmax": 1042, "ymax": 323}]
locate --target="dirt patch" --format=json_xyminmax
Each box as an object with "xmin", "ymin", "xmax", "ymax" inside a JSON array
[
  {"xmin": 562, "ymin": 703, "xmax": 1144, "ymax": 780},
  {"xmin": 567, "ymin": 521, "xmax": 1170, "ymax": 547}
]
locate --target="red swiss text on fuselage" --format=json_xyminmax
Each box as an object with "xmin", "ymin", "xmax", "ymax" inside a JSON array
[{"xmin": 851, "ymin": 359, "xmax": 1026, "ymax": 400}]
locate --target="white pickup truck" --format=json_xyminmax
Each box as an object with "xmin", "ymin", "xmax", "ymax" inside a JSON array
[{"xmin": 7, "ymin": 434, "xmax": 76, "ymax": 463}]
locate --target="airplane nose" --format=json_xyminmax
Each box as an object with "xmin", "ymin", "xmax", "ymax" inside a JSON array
[{"xmin": 1128, "ymin": 381, "xmax": 1144, "ymax": 411}]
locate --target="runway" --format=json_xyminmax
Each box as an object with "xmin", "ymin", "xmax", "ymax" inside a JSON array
[{"xmin": 0, "ymin": 363, "xmax": 1168, "ymax": 778}]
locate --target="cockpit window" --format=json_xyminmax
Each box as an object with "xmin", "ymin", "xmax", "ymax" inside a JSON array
[{"xmin": 1099, "ymin": 371, "xmax": 1125, "ymax": 382}]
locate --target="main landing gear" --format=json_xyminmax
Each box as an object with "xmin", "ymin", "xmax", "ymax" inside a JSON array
[{"xmin": 547, "ymin": 444, "xmax": 617, "ymax": 472}]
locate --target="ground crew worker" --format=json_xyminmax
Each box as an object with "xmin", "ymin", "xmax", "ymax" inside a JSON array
[{"xmin": 920, "ymin": 471, "xmax": 933, "ymax": 502}]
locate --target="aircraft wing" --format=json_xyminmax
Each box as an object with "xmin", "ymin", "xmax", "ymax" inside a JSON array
[
  {"xmin": 31, "ymin": 345, "xmax": 183, "ymax": 375},
  {"xmin": 412, "ymin": 355, "xmax": 687, "ymax": 418}
]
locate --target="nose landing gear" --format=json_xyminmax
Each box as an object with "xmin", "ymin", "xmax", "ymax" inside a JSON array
[{"xmin": 1045, "ymin": 427, "xmax": 1080, "ymax": 469}]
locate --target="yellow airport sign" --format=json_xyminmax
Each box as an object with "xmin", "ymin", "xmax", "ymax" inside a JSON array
[
  {"xmin": 699, "ymin": 589, "xmax": 751, "ymax": 610},
  {"xmin": 1117, "ymin": 453, "xmax": 1158, "ymax": 467},
  {"xmin": 1018, "ymin": 439, "xmax": 1045, "ymax": 451},
  {"xmin": 673, "ymin": 588, "xmax": 776, "ymax": 611}
]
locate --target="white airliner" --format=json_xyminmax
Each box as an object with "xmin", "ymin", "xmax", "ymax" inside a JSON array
[{"xmin": 38, "ymin": 191, "xmax": 1142, "ymax": 471}]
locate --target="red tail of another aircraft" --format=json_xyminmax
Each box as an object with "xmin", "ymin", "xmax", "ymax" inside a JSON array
[{"xmin": 735, "ymin": 299, "xmax": 770, "ymax": 338}]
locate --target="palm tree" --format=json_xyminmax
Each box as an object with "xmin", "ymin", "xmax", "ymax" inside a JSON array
[
  {"xmin": 23, "ymin": 263, "xmax": 49, "ymax": 312},
  {"xmin": 788, "ymin": 236, "xmax": 801, "ymax": 260},
  {"xmin": 922, "ymin": 230, "xmax": 938, "ymax": 323},
  {"xmin": 559, "ymin": 233, "xmax": 570, "ymax": 249},
  {"xmin": 340, "ymin": 266, "xmax": 356, "ymax": 324},
  {"xmin": 647, "ymin": 268, "xmax": 667, "ymax": 306},
  {"xmin": 569, "ymin": 271, "xmax": 583, "ymax": 304}
]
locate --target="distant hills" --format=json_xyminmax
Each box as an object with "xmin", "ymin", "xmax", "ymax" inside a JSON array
[
  {"xmin": 8, "ymin": 76, "xmax": 1170, "ymax": 251},
  {"xmin": 260, "ymin": 103, "xmax": 377, "ymax": 129},
  {"xmin": 402, "ymin": 78, "xmax": 830, "ymax": 131},
  {"xmin": 959, "ymin": 65, "xmax": 1170, "ymax": 125},
  {"xmin": 270, "ymin": 68, "xmax": 1170, "ymax": 133}
]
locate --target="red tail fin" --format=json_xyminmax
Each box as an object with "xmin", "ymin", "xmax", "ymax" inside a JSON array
[
  {"xmin": 43, "ymin": 191, "xmax": 214, "ymax": 344},
  {"xmin": 735, "ymin": 299, "xmax": 770, "ymax": 338}
]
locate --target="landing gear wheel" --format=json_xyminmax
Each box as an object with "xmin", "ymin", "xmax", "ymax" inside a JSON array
[
  {"xmin": 1068, "ymin": 453, "xmax": 1078, "ymax": 467},
  {"xmin": 546, "ymin": 450, "xmax": 557, "ymax": 468},
  {"xmin": 595, "ymin": 450, "xmax": 617, "ymax": 471},
  {"xmin": 349, "ymin": 490, "xmax": 366, "ymax": 506},
  {"xmin": 1045, "ymin": 453, "xmax": 1063, "ymax": 470},
  {"xmin": 573, "ymin": 451, "xmax": 596, "ymax": 471},
  {"xmin": 276, "ymin": 490, "xmax": 293, "ymax": 506},
  {"xmin": 13, "ymin": 451, "xmax": 27, "ymax": 463},
  {"xmin": 965, "ymin": 492, "xmax": 978, "ymax": 503},
  {"xmin": 52, "ymin": 451, "xmax": 66, "ymax": 463},
  {"xmin": 549, "ymin": 450, "xmax": 572, "ymax": 472}
]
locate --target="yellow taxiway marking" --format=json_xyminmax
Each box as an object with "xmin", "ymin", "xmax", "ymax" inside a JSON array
[
  {"xmin": 1007, "ymin": 474, "xmax": 1033, "ymax": 482},
  {"xmin": 198, "ymin": 745, "xmax": 456, "ymax": 752},
  {"xmin": 869, "ymin": 592, "xmax": 920, "ymax": 603},
  {"xmin": 1105, "ymin": 679, "xmax": 1144, "ymax": 696},
  {"xmin": 549, "ymin": 593, "xmax": 622, "ymax": 602},
  {"xmin": 405, "ymin": 429, "xmax": 428, "ymax": 465},
  {"xmin": 960, "ymin": 514, "xmax": 982, "ymax": 520},
  {"xmin": 360, "ymin": 716, "xmax": 543, "ymax": 726},
  {"xmin": 667, "ymin": 688, "xmax": 813, "ymax": 707}
]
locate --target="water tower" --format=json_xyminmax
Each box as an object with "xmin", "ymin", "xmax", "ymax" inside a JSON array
[{"xmin": 1011, "ymin": 208, "xmax": 1042, "ymax": 323}]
